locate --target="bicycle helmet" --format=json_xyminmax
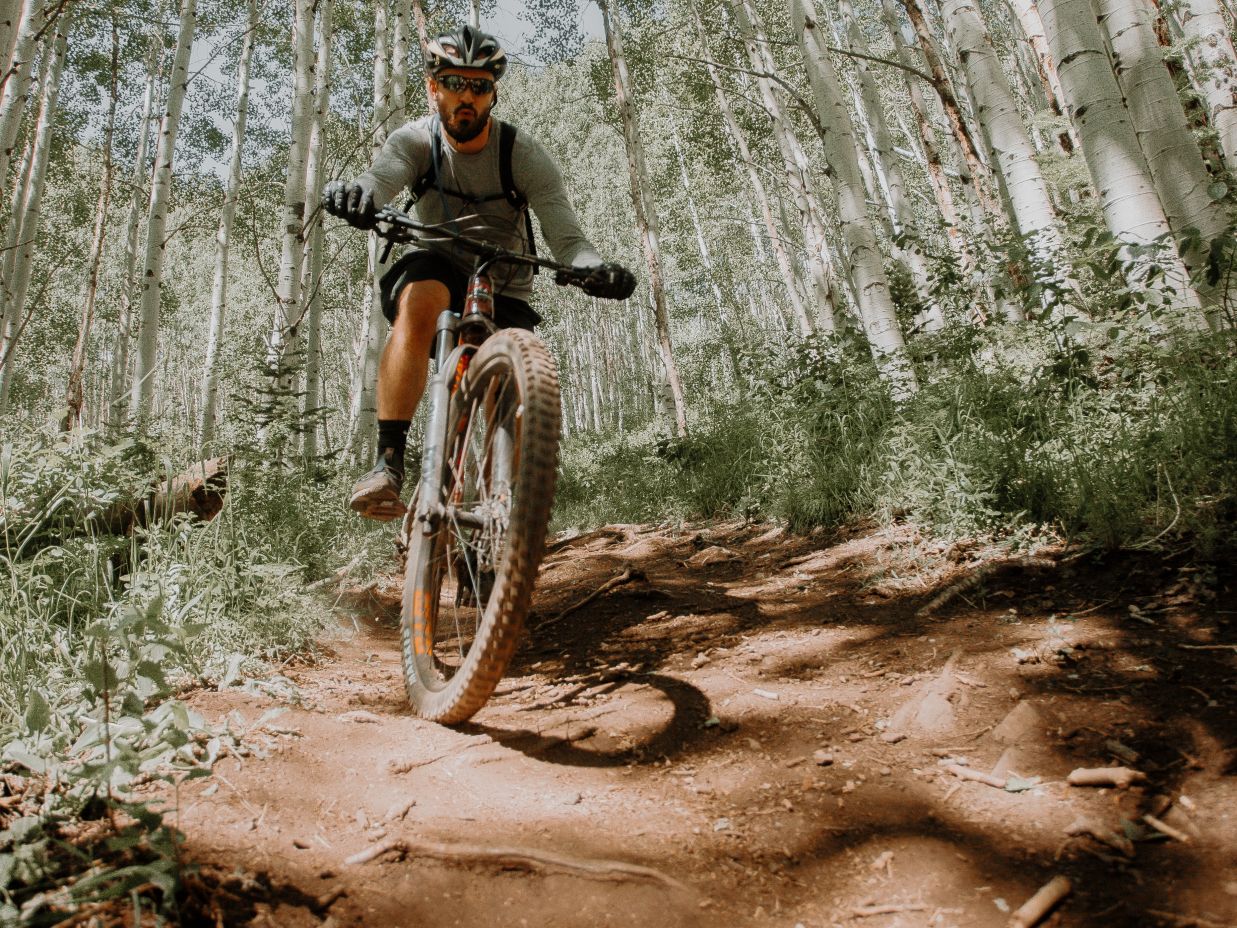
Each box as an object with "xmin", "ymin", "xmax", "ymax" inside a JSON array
[{"xmin": 423, "ymin": 25, "xmax": 508, "ymax": 80}]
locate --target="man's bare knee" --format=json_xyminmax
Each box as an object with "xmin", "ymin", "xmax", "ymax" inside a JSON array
[{"xmin": 394, "ymin": 279, "xmax": 451, "ymax": 338}]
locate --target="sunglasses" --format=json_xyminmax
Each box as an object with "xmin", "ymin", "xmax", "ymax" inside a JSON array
[{"xmin": 437, "ymin": 74, "xmax": 495, "ymax": 95}]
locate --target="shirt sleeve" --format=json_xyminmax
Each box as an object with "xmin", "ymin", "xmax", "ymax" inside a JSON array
[
  {"xmin": 355, "ymin": 122, "xmax": 431, "ymax": 208},
  {"xmin": 513, "ymin": 133, "xmax": 603, "ymax": 269}
]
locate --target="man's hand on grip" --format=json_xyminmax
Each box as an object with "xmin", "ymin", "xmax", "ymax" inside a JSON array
[
  {"xmin": 581, "ymin": 262, "xmax": 636, "ymax": 300},
  {"xmin": 322, "ymin": 179, "xmax": 378, "ymax": 230}
]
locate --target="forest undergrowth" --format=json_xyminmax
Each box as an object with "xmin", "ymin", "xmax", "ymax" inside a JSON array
[{"xmin": 556, "ymin": 322, "xmax": 1237, "ymax": 557}]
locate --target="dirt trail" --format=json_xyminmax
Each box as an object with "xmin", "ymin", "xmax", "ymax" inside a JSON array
[{"xmin": 173, "ymin": 521, "xmax": 1236, "ymax": 928}]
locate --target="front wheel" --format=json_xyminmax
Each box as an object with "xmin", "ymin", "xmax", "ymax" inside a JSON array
[{"xmin": 400, "ymin": 329, "xmax": 560, "ymax": 723}]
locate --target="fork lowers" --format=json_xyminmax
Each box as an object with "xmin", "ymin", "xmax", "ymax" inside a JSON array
[{"xmin": 458, "ymin": 273, "xmax": 496, "ymax": 347}]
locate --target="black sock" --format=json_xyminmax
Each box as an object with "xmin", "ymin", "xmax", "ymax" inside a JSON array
[{"xmin": 377, "ymin": 419, "xmax": 411, "ymax": 471}]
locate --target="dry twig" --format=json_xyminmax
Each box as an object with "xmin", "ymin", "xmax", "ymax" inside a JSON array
[
  {"xmin": 1067, "ymin": 767, "xmax": 1146, "ymax": 789},
  {"xmin": 946, "ymin": 764, "xmax": 1006, "ymax": 789},
  {"xmin": 538, "ymin": 567, "xmax": 644, "ymax": 629},
  {"xmin": 1009, "ymin": 875, "xmax": 1072, "ymax": 928}
]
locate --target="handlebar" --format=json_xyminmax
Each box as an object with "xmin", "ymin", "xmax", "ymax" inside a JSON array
[{"xmin": 369, "ymin": 205, "xmax": 617, "ymax": 294}]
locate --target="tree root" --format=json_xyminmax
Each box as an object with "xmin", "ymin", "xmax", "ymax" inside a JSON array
[
  {"xmin": 538, "ymin": 567, "xmax": 645, "ymax": 629},
  {"xmin": 917, "ymin": 556, "xmax": 1057, "ymax": 617},
  {"xmin": 343, "ymin": 837, "xmax": 688, "ymax": 891}
]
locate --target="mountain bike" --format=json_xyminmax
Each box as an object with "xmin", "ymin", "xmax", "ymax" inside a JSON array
[{"xmin": 372, "ymin": 205, "xmax": 625, "ymax": 724}]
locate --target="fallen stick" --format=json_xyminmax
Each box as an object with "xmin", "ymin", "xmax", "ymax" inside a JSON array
[
  {"xmin": 916, "ymin": 556, "xmax": 1056, "ymax": 617},
  {"xmin": 1067, "ymin": 767, "xmax": 1146, "ymax": 789},
  {"xmin": 343, "ymin": 837, "xmax": 687, "ymax": 890},
  {"xmin": 1143, "ymin": 814, "xmax": 1191, "ymax": 843},
  {"xmin": 946, "ymin": 764, "xmax": 1007, "ymax": 789},
  {"xmin": 852, "ymin": 904, "xmax": 928, "ymax": 917},
  {"xmin": 1008, "ymin": 875, "xmax": 1071, "ymax": 928},
  {"xmin": 538, "ymin": 567, "xmax": 644, "ymax": 628}
]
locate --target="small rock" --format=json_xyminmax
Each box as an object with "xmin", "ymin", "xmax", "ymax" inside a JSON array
[
  {"xmin": 746, "ymin": 738, "xmax": 762, "ymax": 751},
  {"xmin": 879, "ymin": 766, "xmax": 892, "ymax": 776},
  {"xmin": 565, "ymin": 792, "xmax": 583, "ymax": 805},
  {"xmin": 338, "ymin": 710, "xmax": 382, "ymax": 724},
  {"xmin": 813, "ymin": 750, "xmax": 834, "ymax": 766},
  {"xmin": 880, "ymin": 731, "xmax": 906, "ymax": 744},
  {"xmin": 293, "ymin": 838, "xmax": 310, "ymax": 849},
  {"xmin": 848, "ymin": 732, "xmax": 865, "ymax": 743},
  {"xmin": 691, "ymin": 652, "xmax": 710, "ymax": 669},
  {"xmin": 753, "ymin": 688, "xmax": 779, "ymax": 700},
  {"xmin": 713, "ymin": 817, "xmax": 732, "ymax": 832}
]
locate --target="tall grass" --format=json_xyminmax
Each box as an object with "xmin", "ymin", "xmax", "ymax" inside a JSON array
[{"xmin": 554, "ymin": 326, "xmax": 1237, "ymax": 553}]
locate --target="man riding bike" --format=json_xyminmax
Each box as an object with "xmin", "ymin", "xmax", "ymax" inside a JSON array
[{"xmin": 323, "ymin": 24, "xmax": 636, "ymax": 521}]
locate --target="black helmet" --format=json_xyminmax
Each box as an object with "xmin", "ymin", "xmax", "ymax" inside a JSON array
[{"xmin": 423, "ymin": 25, "xmax": 507, "ymax": 79}]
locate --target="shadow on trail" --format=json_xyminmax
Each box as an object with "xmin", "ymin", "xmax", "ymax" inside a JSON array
[{"xmin": 463, "ymin": 672, "xmax": 713, "ymax": 767}]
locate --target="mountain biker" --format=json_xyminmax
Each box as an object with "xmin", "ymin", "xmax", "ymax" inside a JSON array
[{"xmin": 323, "ymin": 24, "xmax": 636, "ymax": 521}]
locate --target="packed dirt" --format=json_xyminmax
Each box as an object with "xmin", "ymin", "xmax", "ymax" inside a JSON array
[{"xmin": 171, "ymin": 520, "xmax": 1236, "ymax": 928}]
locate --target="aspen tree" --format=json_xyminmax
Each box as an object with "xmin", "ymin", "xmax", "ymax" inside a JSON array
[
  {"xmin": 940, "ymin": 0, "xmax": 1077, "ymax": 317},
  {"xmin": 1098, "ymin": 0, "xmax": 1228, "ymax": 319},
  {"xmin": 600, "ymin": 0, "xmax": 687, "ymax": 436},
  {"xmin": 0, "ymin": 8, "xmax": 69, "ymax": 413},
  {"xmin": 1171, "ymin": 0, "xmax": 1237, "ymax": 173},
  {"xmin": 130, "ymin": 0, "xmax": 196, "ymax": 422},
  {"xmin": 107, "ymin": 32, "xmax": 161, "ymax": 425},
  {"xmin": 268, "ymin": 0, "xmax": 316, "ymax": 404},
  {"xmin": 788, "ymin": 0, "xmax": 918, "ymax": 397},
  {"xmin": 0, "ymin": 0, "xmax": 39, "ymax": 197},
  {"xmin": 350, "ymin": 0, "xmax": 391, "ymax": 464},
  {"xmin": 301, "ymin": 0, "xmax": 334, "ymax": 459},
  {"xmin": 732, "ymin": 0, "xmax": 839, "ymax": 333},
  {"xmin": 200, "ymin": 0, "xmax": 259, "ymax": 449},
  {"xmin": 686, "ymin": 0, "xmax": 812, "ymax": 335},
  {"xmin": 65, "ymin": 18, "xmax": 120, "ymax": 431},
  {"xmin": 1038, "ymin": 0, "xmax": 1202, "ymax": 311}
]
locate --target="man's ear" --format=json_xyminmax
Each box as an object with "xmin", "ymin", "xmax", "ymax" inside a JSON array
[
  {"xmin": 425, "ymin": 76, "xmax": 436, "ymax": 103},
  {"xmin": 492, "ymin": 86, "xmax": 499, "ymax": 106}
]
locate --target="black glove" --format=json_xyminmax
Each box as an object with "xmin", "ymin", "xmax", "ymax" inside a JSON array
[
  {"xmin": 580, "ymin": 262, "xmax": 637, "ymax": 300},
  {"xmin": 322, "ymin": 178, "xmax": 379, "ymax": 230}
]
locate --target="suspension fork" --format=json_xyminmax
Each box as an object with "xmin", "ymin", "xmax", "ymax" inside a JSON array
[{"xmin": 415, "ymin": 310, "xmax": 469, "ymax": 536}]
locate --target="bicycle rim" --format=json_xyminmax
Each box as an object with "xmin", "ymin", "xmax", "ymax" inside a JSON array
[{"xmin": 400, "ymin": 330, "xmax": 559, "ymax": 723}]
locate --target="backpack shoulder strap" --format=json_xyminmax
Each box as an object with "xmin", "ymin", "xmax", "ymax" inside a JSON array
[
  {"xmin": 408, "ymin": 125, "xmax": 442, "ymax": 203},
  {"xmin": 499, "ymin": 122, "xmax": 538, "ymax": 263}
]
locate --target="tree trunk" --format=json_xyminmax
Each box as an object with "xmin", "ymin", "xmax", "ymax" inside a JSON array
[
  {"xmin": 107, "ymin": 33, "xmax": 161, "ymax": 427},
  {"xmin": 267, "ymin": 0, "xmax": 315, "ymax": 413},
  {"xmin": 0, "ymin": 0, "xmax": 39, "ymax": 199},
  {"xmin": 1038, "ymin": 0, "xmax": 1202, "ymax": 312},
  {"xmin": 389, "ymin": 0, "xmax": 411, "ymax": 125},
  {"xmin": 1097, "ymin": 0, "xmax": 1228, "ymax": 321},
  {"xmin": 686, "ymin": 0, "xmax": 812, "ymax": 335},
  {"xmin": 788, "ymin": 0, "xmax": 918, "ymax": 398},
  {"xmin": 0, "ymin": 8, "xmax": 70, "ymax": 413},
  {"xmin": 600, "ymin": 0, "xmax": 688, "ymax": 436},
  {"xmin": 130, "ymin": 0, "xmax": 197, "ymax": 424},
  {"xmin": 1174, "ymin": 0, "xmax": 1237, "ymax": 173},
  {"xmin": 200, "ymin": 0, "xmax": 258, "ymax": 450},
  {"xmin": 350, "ymin": 0, "xmax": 392, "ymax": 465},
  {"xmin": 301, "ymin": 0, "xmax": 334, "ymax": 460},
  {"xmin": 941, "ymin": 0, "xmax": 1077, "ymax": 317},
  {"xmin": 64, "ymin": 17, "xmax": 119, "ymax": 431},
  {"xmin": 732, "ymin": 0, "xmax": 840, "ymax": 333}
]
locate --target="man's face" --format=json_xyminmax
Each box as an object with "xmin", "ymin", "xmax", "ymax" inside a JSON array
[{"xmin": 430, "ymin": 67, "xmax": 496, "ymax": 143}]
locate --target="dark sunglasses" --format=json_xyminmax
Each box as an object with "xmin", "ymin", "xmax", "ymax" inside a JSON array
[{"xmin": 437, "ymin": 74, "xmax": 494, "ymax": 95}]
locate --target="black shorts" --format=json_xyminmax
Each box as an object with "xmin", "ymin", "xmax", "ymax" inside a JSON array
[{"xmin": 379, "ymin": 250, "xmax": 541, "ymax": 330}]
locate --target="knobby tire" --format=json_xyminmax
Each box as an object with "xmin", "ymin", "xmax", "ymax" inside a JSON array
[{"xmin": 399, "ymin": 329, "xmax": 560, "ymax": 724}]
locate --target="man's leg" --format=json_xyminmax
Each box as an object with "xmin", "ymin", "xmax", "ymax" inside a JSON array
[{"xmin": 350, "ymin": 279, "xmax": 452, "ymax": 520}]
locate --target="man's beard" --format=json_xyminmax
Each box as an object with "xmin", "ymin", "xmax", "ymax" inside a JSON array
[{"xmin": 439, "ymin": 98, "xmax": 492, "ymax": 143}]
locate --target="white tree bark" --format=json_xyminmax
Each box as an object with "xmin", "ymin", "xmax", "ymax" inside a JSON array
[
  {"xmin": 1098, "ymin": 0, "xmax": 1228, "ymax": 320},
  {"xmin": 350, "ymin": 0, "xmax": 392, "ymax": 464},
  {"xmin": 65, "ymin": 17, "xmax": 118, "ymax": 430},
  {"xmin": 686, "ymin": 0, "xmax": 812, "ymax": 335},
  {"xmin": 601, "ymin": 0, "xmax": 688, "ymax": 436},
  {"xmin": 389, "ymin": 0, "xmax": 411, "ymax": 125},
  {"xmin": 732, "ymin": 0, "xmax": 839, "ymax": 333},
  {"xmin": 941, "ymin": 0, "xmax": 1077, "ymax": 317},
  {"xmin": 268, "ymin": 0, "xmax": 315, "ymax": 406},
  {"xmin": 107, "ymin": 32, "xmax": 161, "ymax": 425},
  {"xmin": 130, "ymin": 0, "xmax": 197, "ymax": 423},
  {"xmin": 1039, "ymin": 0, "xmax": 1201, "ymax": 311},
  {"xmin": 0, "ymin": 0, "xmax": 21, "ymax": 78},
  {"xmin": 0, "ymin": 9, "xmax": 69, "ymax": 413},
  {"xmin": 1174, "ymin": 0, "xmax": 1237, "ymax": 173},
  {"xmin": 788, "ymin": 0, "xmax": 918, "ymax": 397},
  {"xmin": 0, "ymin": 0, "xmax": 41, "ymax": 198},
  {"xmin": 200, "ymin": 0, "xmax": 258, "ymax": 449},
  {"xmin": 301, "ymin": 0, "xmax": 334, "ymax": 460}
]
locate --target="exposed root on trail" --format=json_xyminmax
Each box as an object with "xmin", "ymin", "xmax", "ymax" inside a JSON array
[
  {"xmin": 537, "ymin": 566, "xmax": 645, "ymax": 629},
  {"xmin": 343, "ymin": 837, "xmax": 689, "ymax": 892},
  {"xmin": 916, "ymin": 555, "xmax": 1057, "ymax": 617}
]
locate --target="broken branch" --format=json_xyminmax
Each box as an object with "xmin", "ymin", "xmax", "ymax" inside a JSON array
[
  {"xmin": 538, "ymin": 567, "xmax": 644, "ymax": 629},
  {"xmin": 946, "ymin": 764, "xmax": 1006, "ymax": 789},
  {"xmin": 1067, "ymin": 767, "xmax": 1146, "ymax": 789},
  {"xmin": 1009, "ymin": 875, "xmax": 1072, "ymax": 928}
]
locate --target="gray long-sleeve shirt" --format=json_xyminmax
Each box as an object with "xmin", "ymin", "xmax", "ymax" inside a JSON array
[{"xmin": 358, "ymin": 115, "xmax": 602, "ymax": 302}]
